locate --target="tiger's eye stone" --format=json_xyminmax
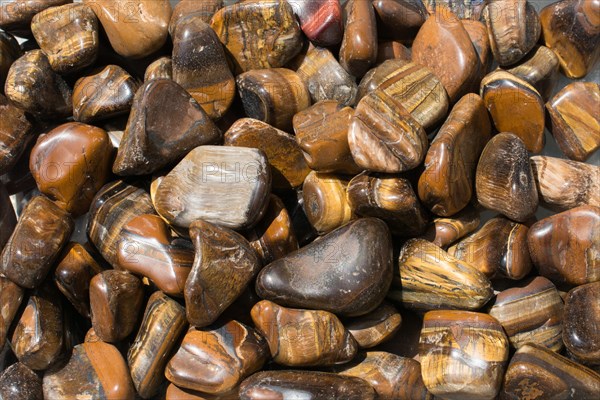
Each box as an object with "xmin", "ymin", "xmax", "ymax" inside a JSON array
[
  {"xmin": 4, "ymin": 50, "xmax": 72, "ymax": 119},
  {"xmin": 500, "ymin": 343, "xmax": 600, "ymax": 399},
  {"xmin": 345, "ymin": 302, "xmax": 401, "ymax": 349},
  {"xmin": 504, "ymin": 45, "xmax": 560, "ymax": 101},
  {"xmin": 293, "ymin": 100, "xmax": 360, "ymax": 174},
  {"xmin": 418, "ymin": 93, "xmax": 492, "ymax": 216},
  {"xmin": 373, "ymin": 0, "xmax": 428, "ymax": 41},
  {"xmin": 302, "ymin": 171, "xmax": 353, "ymax": 234},
  {"xmin": 339, "ymin": 0, "xmax": 378, "ymax": 78},
  {"xmin": 530, "ymin": 156, "xmax": 600, "ymax": 211},
  {"xmin": 540, "ymin": 0, "xmax": 600, "ymax": 79},
  {"xmin": 349, "ymin": 89, "xmax": 428, "ymax": 173},
  {"xmin": 72, "ymin": 65, "xmax": 138, "ymax": 123},
  {"xmin": 240, "ymin": 370, "xmax": 375, "ymax": 400},
  {"xmin": 89, "ymin": 270, "xmax": 144, "ymax": 343},
  {"xmin": 376, "ymin": 40, "xmax": 412, "ymax": 63},
  {"xmin": 29, "ymin": 122, "xmax": 113, "ymax": 216},
  {"xmin": 0, "ymin": 276, "xmax": 23, "ymax": 349},
  {"xmin": 421, "ymin": 207, "xmax": 481, "ymax": 248},
  {"xmin": 412, "ymin": 7, "xmax": 480, "ymax": 102},
  {"xmin": 251, "ymin": 300, "xmax": 357, "ymax": 366},
  {"xmin": 563, "ymin": 282, "xmax": 600, "ymax": 365},
  {"xmin": 128, "ymin": 291, "xmax": 188, "ymax": 398},
  {"xmin": 528, "ymin": 205, "xmax": 600, "ymax": 287},
  {"xmin": 0, "ymin": 0, "xmax": 71, "ymax": 32},
  {"xmin": 169, "ymin": 0, "xmax": 223, "ymax": 34},
  {"xmin": 0, "ymin": 196, "xmax": 73, "ymax": 289},
  {"xmin": 0, "ymin": 30, "xmax": 21, "ymax": 91},
  {"xmin": 0, "ymin": 362, "xmax": 43, "ymax": 400},
  {"xmin": 83, "ymin": 0, "xmax": 171, "ymax": 59},
  {"xmin": 489, "ymin": 277, "xmax": 564, "ymax": 351},
  {"xmin": 54, "ymin": 242, "xmax": 103, "ymax": 318},
  {"xmin": 347, "ymin": 172, "xmax": 428, "ymax": 237},
  {"xmin": 144, "ymin": 56, "xmax": 172, "ymax": 81},
  {"xmin": 546, "ymin": 81, "xmax": 600, "ymax": 162},
  {"xmin": 482, "ymin": 0, "xmax": 541, "ymax": 66},
  {"xmin": 420, "ymin": 311, "xmax": 509, "ymax": 400},
  {"xmin": 0, "ymin": 93, "xmax": 33, "ymax": 175},
  {"xmin": 43, "ymin": 342, "xmax": 136, "ymax": 400},
  {"xmin": 224, "ymin": 118, "xmax": 310, "ymax": 190},
  {"xmin": 423, "ymin": 0, "xmax": 486, "ymax": 19},
  {"xmin": 476, "ymin": 133, "xmax": 538, "ymax": 222},
  {"xmin": 114, "ymin": 79, "xmax": 221, "ymax": 176},
  {"xmin": 288, "ymin": 0, "xmax": 343, "ymax": 46},
  {"xmin": 236, "ymin": 68, "xmax": 311, "ymax": 132},
  {"xmin": 257, "ymin": 218, "xmax": 392, "ymax": 316},
  {"xmin": 391, "ymin": 239, "xmax": 494, "ymax": 311},
  {"xmin": 185, "ymin": 219, "xmax": 261, "ymax": 328},
  {"xmin": 296, "ymin": 46, "xmax": 358, "ymax": 107},
  {"xmin": 165, "ymin": 320, "xmax": 268, "ymax": 394},
  {"xmin": 210, "ymin": 0, "xmax": 302, "ymax": 72},
  {"xmin": 153, "ymin": 146, "xmax": 271, "ymax": 230},
  {"xmin": 31, "ymin": 3, "xmax": 98, "ymax": 74},
  {"xmin": 462, "ymin": 20, "xmax": 491, "ymax": 83},
  {"xmin": 172, "ymin": 15, "xmax": 235, "ymax": 119},
  {"xmin": 480, "ymin": 71, "xmax": 545, "ymax": 153}
]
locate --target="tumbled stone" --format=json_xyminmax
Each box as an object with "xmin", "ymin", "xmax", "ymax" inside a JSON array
[
  {"xmin": 563, "ymin": 282, "xmax": 600, "ymax": 365},
  {"xmin": 169, "ymin": 0, "xmax": 223, "ymax": 34},
  {"xmin": 373, "ymin": 0, "xmax": 428, "ymax": 41},
  {"xmin": 421, "ymin": 207, "xmax": 481, "ymax": 248},
  {"xmin": 289, "ymin": 0, "xmax": 343, "ymax": 46},
  {"xmin": 144, "ymin": 56, "xmax": 172, "ymax": 81},
  {"xmin": 0, "ymin": 93, "xmax": 33, "ymax": 175},
  {"xmin": 345, "ymin": 302, "xmax": 402, "ymax": 349},
  {"xmin": 0, "ymin": 362, "xmax": 43, "ymax": 400},
  {"xmin": 0, "ymin": 0, "xmax": 71, "ymax": 32},
  {"xmin": 0, "ymin": 30, "xmax": 21, "ymax": 91},
  {"xmin": 339, "ymin": 0, "xmax": 377, "ymax": 78},
  {"xmin": 0, "ymin": 275, "xmax": 23, "ymax": 349},
  {"xmin": 423, "ymin": 0, "xmax": 487, "ymax": 19},
  {"xmin": 376, "ymin": 40, "xmax": 412, "ymax": 63},
  {"xmin": 504, "ymin": 45, "xmax": 560, "ymax": 101},
  {"xmin": 302, "ymin": 171, "xmax": 353, "ymax": 234}
]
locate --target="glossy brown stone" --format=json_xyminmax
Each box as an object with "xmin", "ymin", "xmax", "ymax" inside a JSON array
[
  {"xmin": 418, "ymin": 93, "xmax": 492, "ymax": 216},
  {"xmin": 114, "ymin": 79, "xmax": 221, "ymax": 176},
  {"xmin": 546, "ymin": 82, "xmax": 600, "ymax": 161},
  {"xmin": 345, "ymin": 302, "xmax": 401, "ymax": 349},
  {"xmin": 144, "ymin": 56, "xmax": 172, "ymax": 81},
  {"xmin": 563, "ymin": 282, "xmax": 600, "ymax": 365},
  {"xmin": 373, "ymin": 0, "xmax": 428, "ymax": 41},
  {"xmin": 0, "ymin": 93, "xmax": 33, "ymax": 175},
  {"xmin": 476, "ymin": 133, "xmax": 538, "ymax": 222},
  {"xmin": 0, "ymin": 30, "xmax": 21, "ymax": 92},
  {"xmin": 421, "ymin": 207, "xmax": 481, "ymax": 248},
  {"xmin": 251, "ymin": 300, "xmax": 357, "ymax": 366},
  {"xmin": 0, "ymin": 362, "xmax": 43, "ymax": 400},
  {"xmin": 0, "ymin": 0, "xmax": 71, "ymax": 32},
  {"xmin": 376, "ymin": 40, "xmax": 412, "ymax": 63},
  {"xmin": 0, "ymin": 196, "xmax": 73, "ymax": 289},
  {"xmin": 481, "ymin": 70, "xmax": 545, "ymax": 153},
  {"xmin": 0, "ymin": 275, "xmax": 23, "ymax": 349},
  {"xmin": 302, "ymin": 171, "xmax": 353, "ymax": 234},
  {"xmin": 89, "ymin": 270, "xmax": 144, "ymax": 343},
  {"xmin": 72, "ymin": 65, "xmax": 138, "ymax": 123},
  {"xmin": 339, "ymin": 0, "xmax": 377, "ymax": 78},
  {"xmin": 169, "ymin": 0, "xmax": 223, "ymax": 34},
  {"xmin": 165, "ymin": 320, "xmax": 268, "ymax": 394},
  {"xmin": 528, "ymin": 205, "xmax": 600, "ymax": 287},
  {"xmin": 504, "ymin": 45, "xmax": 560, "ymax": 101},
  {"xmin": 288, "ymin": 0, "xmax": 343, "ymax": 46},
  {"xmin": 347, "ymin": 171, "xmax": 428, "ymax": 237}
]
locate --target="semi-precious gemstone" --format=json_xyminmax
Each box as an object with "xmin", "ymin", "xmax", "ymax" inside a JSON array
[
  {"xmin": 419, "ymin": 310, "xmax": 509, "ymax": 400},
  {"xmin": 504, "ymin": 45, "xmax": 560, "ymax": 101},
  {"xmin": 391, "ymin": 239, "xmax": 493, "ymax": 311},
  {"xmin": 72, "ymin": 65, "xmax": 138, "ymax": 123},
  {"xmin": 0, "ymin": 276, "xmax": 23, "ymax": 349},
  {"xmin": 500, "ymin": 343, "xmax": 600, "ymax": 399},
  {"xmin": 172, "ymin": 15, "xmax": 235, "ymax": 119},
  {"xmin": 293, "ymin": 100, "xmax": 360, "ymax": 174},
  {"xmin": 239, "ymin": 370, "xmax": 375, "ymax": 400},
  {"xmin": 296, "ymin": 46, "xmax": 358, "ymax": 107},
  {"xmin": 83, "ymin": 0, "xmax": 171, "ymax": 59},
  {"xmin": 335, "ymin": 351, "xmax": 432, "ymax": 400},
  {"xmin": 144, "ymin": 56, "xmax": 172, "ymax": 81},
  {"xmin": 412, "ymin": 7, "xmax": 480, "ymax": 102},
  {"xmin": 0, "ymin": 30, "xmax": 21, "ymax": 91},
  {"xmin": 344, "ymin": 302, "xmax": 401, "ymax": 349},
  {"xmin": 347, "ymin": 171, "xmax": 429, "ymax": 237},
  {"xmin": 449, "ymin": 216, "xmax": 532, "ymax": 280},
  {"xmin": 480, "ymin": 70, "xmax": 545, "ymax": 153},
  {"xmin": 530, "ymin": 155, "xmax": 600, "ymax": 211},
  {"xmin": 185, "ymin": 219, "xmax": 261, "ymax": 328},
  {"xmin": 475, "ymin": 133, "xmax": 538, "ymax": 222},
  {"xmin": 236, "ymin": 68, "xmax": 311, "ymax": 132},
  {"xmin": 165, "ymin": 320, "xmax": 268, "ymax": 394},
  {"xmin": 302, "ymin": 171, "xmax": 353, "ymax": 234},
  {"xmin": 288, "ymin": 0, "xmax": 343, "ymax": 46},
  {"xmin": 546, "ymin": 82, "xmax": 600, "ymax": 161},
  {"xmin": 43, "ymin": 342, "xmax": 136, "ymax": 400},
  {"xmin": 31, "ymin": 3, "xmax": 98, "ymax": 74},
  {"xmin": 0, "ymin": 93, "xmax": 33, "ymax": 175},
  {"xmin": 153, "ymin": 146, "xmax": 271, "ymax": 230},
  {"xmin": 4, "ymin": 50, "xmax": 72, "ymax": 118},
  {"xmin": 482, "ymin": 0, "xmax": 541, "ymax": 66},
  {"xmin": 373, "ymin": 0, "xmax": 428, "ymax": 41},
  {"xmin": 563, "ymin": 282, "xmax": 600, "ymax": 365},
  {"xmin": 527, "ymin": 205, "xmax": 600, "ymax": 286},
  {"xmin": 89, "ymin": 270, "xmax": 144, "ymax": 342},
  {"xmin": 421, "ymin": 207, "xmax": 481, "ymax": 248},
  {"xmin": 29, "ymin": 122, "xmax": 113, "ymax": 216},
  {"xmin": 128, "ymin": 291, "xmax": 188, "ymax": 398},
  {"xmin": 540, "ymin": 0, "xmax": 600, "ymax": 78},
  {"xmin": 113, "ymin": 79, "xmax": 221, "ymax": 176},
  {"xmin": 0, "ymin": 0, "xmax": 71, "ymax": 32},
  {"xmin": 224, "ymin": 118, "xmax": 310, "ymax": 190},
  {"xmin": 339, "ymin": 0, "xmax": 377, "ymax": 78},
  {"xmin": 489, "ymin": 277, "xmax": 564, "ymax": 351},
  {"xmin": 116, "ymin": 214, "xmax": 193, "ymax": 297},
  {"xmin": 169, "ymin": 0, "xmax": 223, "ymax": 34},
  {"xmin": 54, "ymin": 242, "xmax": 103, "ymax": 318},
  {"xmin": 423, "ymin": 0, "xmax": 487, "ymax": 19},
  {"xmin": 256, "ymin": 218, "xmax": 393, "ymax": 316},
  {"xmin": 463, "ymin": 20, "xmax": 491, "ymax": 83},
  {"xmin": 251, "ymin": 300, "xmax": 357, "ymax": 366},
  {"xmin": 210, "ymin": 0, "xmax": 302, "ymax": 72},
  {"xmin": 418, "ymin": 93, "xmax": 491, "ymax": 216},
  {"xmin": 349, "ymin": 89, "xmax": 428, "ymax": 173},
  {"xmin": 0, "ymin": 196, "xmax": 73, "ymax": 289},
  {"xmin": 0, "ymin": 362, "xmax": 43, "ymax": 400},
  {"xmin": 376, "ymin": 40, "xmax": 412, "ymax": 63}
]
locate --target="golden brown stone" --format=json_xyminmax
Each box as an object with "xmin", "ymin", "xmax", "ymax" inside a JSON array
[
  {"xmin": 344, "ymin": 302, "xmax": 401, "ymax": 349},
  {"xmin": 339, "ymin": 0, "xmax": 377, "ymax": 78},
  {"xmin": 302, "ymin": 171, "xmax": 353, "ymax": 234}
]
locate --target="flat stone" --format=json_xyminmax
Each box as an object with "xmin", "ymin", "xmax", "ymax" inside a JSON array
[
  {"xmin": 344, "ymin": 302, "xmax": 402, "ymax": 349},
  {"xmin": 563, "ymin": 282, "xmax": 600, "ymax": 365},
  {"xmin": 0, "ymin": 93, "xmax": 33, "ymax": 175},
  {"xmin": 302, "ymin": 171, "xmax": 353, "ymax": 235},
  {"xmin": 339, "ymin": 0, "xmax": 377, "ymax": 78},
  {"xmin": 0, "ymin": 362, "xmax": 43, "ymax": 400},
  {"xmin": 288, "ymin": 0, "xmax": 343, "ymax": 46}
]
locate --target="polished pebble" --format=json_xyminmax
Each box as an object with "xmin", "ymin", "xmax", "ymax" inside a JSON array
[
  {"xmin": 373, "ymin": 0, "xmax": 427, "ymax": 41},
  {"xmin": 0, "ymin": 0, "xmax": 70, "ymax": 32},
  {"xmin": 0, "ymin": 362, "xmax": 43, "ymax": 400},
  {"xmin": 144, "ymin": 56, "xmax": 172, "ymax": 81},
  {"xmin": 376, "ymin": 40, "xmax": 412, "ymax": 63},
  {"xmin": 302, "ymin": 171, "xmax": 353, "ymax": 234},
  {"xmin": 421, "ymin": 207, "xmax": 481, "ymax": 248},
  {"xmin": 563, "ymin": 282, "xmax": 600, "ymax": 365},
  {"xmin": 344, "ymin": 302, "xmax": 401, "ymax": 349},
  {"xmin": 0, "ymin": 93, "xmax": 33, "ymax": 175},
  {"xmin": 339, "ymin": 0, "xmax": 377, "ymax": 78},
  {"xmin": 289, "ymin": 0, "xmax": 343, "ymax": 46},
  {"xmin": 504, "ymin": 45, "xmax": 560, "ymax": 101},
  {"xmin": 0, "ymin": 275, "xmax": 23, "ymax": 349}
]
